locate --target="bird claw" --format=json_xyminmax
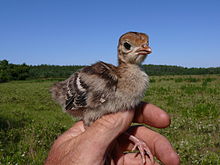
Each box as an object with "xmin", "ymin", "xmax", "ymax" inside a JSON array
[{"xmin": 128, "ymin": 134, "xmax": 154, "ymax": 165}]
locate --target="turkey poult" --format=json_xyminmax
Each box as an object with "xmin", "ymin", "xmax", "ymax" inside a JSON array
[{"xmin": 51, "ymin": 32, "xmax": 153, "ymax": 164}]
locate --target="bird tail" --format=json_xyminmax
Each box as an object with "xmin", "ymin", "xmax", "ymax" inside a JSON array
[{"xmin": 50, "ymin": 80, "xmax": 67, "ymax": 107}]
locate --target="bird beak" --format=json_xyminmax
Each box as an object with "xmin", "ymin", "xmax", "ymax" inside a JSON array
[{"xmin": 136, "ymin": 46, "xmax": 152, "ymax": 55}]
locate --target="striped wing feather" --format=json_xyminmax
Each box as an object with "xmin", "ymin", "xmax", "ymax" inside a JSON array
[{"xmin": 64, "ymin": 61, "xmax": 118, "ymax": 111}]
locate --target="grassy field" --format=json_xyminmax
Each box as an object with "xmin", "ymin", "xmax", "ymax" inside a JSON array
[{"xmin": 0, "ymin": 75, "xmax": 219, "ymax": 164}]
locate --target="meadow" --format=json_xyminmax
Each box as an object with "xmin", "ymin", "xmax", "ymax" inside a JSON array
[{"xmin": 0, "ymin": 75, "xmax": 219, "ymax": 164}]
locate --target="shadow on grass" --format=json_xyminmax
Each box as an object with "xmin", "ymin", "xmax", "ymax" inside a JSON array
[
  {"xmin": 0, "ymin": 115, "xmax": 31, "ymax": 150},
  {"xmin": 0, "ymin": 116, "xmax": 31, "ymax": 131}
]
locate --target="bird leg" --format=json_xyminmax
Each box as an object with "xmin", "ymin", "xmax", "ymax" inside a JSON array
[{"xmin": 124, "ymin": 132, "xmax": 154, "ymax": 165}]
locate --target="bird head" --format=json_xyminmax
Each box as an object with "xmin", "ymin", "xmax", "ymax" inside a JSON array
[{"xmin": 118, "ymin": 32, "xmax": 152, "ymax": 65}]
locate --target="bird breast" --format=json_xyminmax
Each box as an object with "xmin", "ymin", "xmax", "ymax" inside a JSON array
[{"xmin": 115, "ymin": 64, "xmax": 149, "ymax": 108}]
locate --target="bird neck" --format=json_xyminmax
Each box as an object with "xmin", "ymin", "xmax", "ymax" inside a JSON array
[
  {"xmin": 117, "ymin": 52, "xmax": 142, "ymax": 68},
  {"xmin": 117, "ymin": 50, "xmax": 143, "ymax": 66},
  {"xmin": 117, "ymin": 61, "xmax": 142, "ymax": 70}
]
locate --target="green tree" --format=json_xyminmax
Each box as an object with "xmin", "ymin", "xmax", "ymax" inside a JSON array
[
  {"xmin": 0, "ymin": 60, "xmax": 11, "ymax": 82},
  {"xmin": 0, "ymin": 60, "xmax": 30, "ymax": 82}
]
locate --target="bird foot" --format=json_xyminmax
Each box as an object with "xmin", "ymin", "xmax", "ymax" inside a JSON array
[{"xmin": 126, "ymin": 133, "xmax": 154, "ymax": 165}]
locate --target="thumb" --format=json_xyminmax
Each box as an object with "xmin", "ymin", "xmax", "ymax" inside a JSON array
[{"xmin": 79, "ymin": 110, "xmax": 134, "ymax": 154}]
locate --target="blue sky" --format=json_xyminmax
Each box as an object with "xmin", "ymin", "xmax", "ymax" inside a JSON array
[{"xmin": 0, "ymin": 0, "xmax": 220, "ymax": 67}]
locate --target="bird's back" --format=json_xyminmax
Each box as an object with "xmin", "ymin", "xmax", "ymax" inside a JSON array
[{"xmin": 51, "ymin": 61, "xmax": 118, "ymax": 119}]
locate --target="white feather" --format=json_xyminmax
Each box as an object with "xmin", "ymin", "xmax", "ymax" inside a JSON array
[{"xmin": 76, "ymin": 75, "xmax": 86, "ymax": 92}]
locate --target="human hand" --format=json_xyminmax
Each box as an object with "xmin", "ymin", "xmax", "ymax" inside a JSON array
[{"xmin": 45, "ymin": 102, "xmax": 180, "ymax": 165}]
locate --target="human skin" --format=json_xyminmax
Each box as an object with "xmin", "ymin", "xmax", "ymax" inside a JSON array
[{"xmin": 45, "ymin": 102, "xmax": 180, "ymax": 165}]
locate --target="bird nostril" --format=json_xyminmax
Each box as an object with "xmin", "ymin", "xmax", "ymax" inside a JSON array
[{"xmin": 142, "ymin": 44, "xmax": 148, "ymax": 48}]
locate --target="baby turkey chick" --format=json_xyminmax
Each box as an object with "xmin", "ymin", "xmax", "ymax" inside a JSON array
[{"xmin": 51, "ymin": 32, "xmax": 153, "ymax": 164}]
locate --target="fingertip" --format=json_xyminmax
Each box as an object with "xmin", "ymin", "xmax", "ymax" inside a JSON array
[
  {"xmin": 146, "ymin": 104, "xmax": 171, "ymax": 128},
  {"xmin": 157, "ymin": 112, "xmax": 170, "ymax": 128},
  {"xmin": 163, "ymin": 152, "xmax": 180, "ymax": 165},
  {"xmin": 135, "ymin": 102, "xmax": 171, "ymax": 128},
  {"xmin": 154, "ymin": 136, "xmax": 180, "ymax": 165},
  {"xmin": 172, "ymin": 152, "xmax": 180, "ymax": 165}
]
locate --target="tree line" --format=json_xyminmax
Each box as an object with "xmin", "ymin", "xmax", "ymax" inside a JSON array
[
  {"xmin": 0, "ymin": 60, "xmax": 30, "ymax": 82},
  {"xmin": 0, "ymin": 59, "xmax": 220, "ymax": 82}
]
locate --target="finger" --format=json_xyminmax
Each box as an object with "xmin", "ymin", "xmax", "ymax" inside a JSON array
[
  {"xmin": 118, "ymin": 126, "xmax": 180, "ymax": 165},
  {"xmin": 51, "ymin": 121, "xmax": 85, "ymax": 148},
  {"xmin": 60, "ymin": 121, "xmax": 85, "ymax": 139},
  {"xmin": 115, "ymin": 153, "xmax": 159, "ymax": 165},
  {"xmin": 64, "ymin": 121, "xmax": 85, "ymax": 137},
  {"xmin": 82, "ymin": 110, "xmax": 135, "ymax": 150},
  {"xmin": 134, "ymin": 102, "xmax": 170, "ymax": 128}
]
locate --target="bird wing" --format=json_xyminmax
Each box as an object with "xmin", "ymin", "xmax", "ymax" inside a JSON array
[{"xmin": 65, "ymin": 61, "xmax": 118, "ymax": 111}]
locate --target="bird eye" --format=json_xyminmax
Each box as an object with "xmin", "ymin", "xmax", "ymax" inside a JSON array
[{"xmin": 123, "ymin": 42, "xmax": 131, "ymax": 50}]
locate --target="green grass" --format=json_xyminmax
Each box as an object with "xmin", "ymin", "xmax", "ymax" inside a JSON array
[
  {"xmin": 145, "ymin": 75, "xmax": 220, "ymax": 164},
  {"xmin": 0, "ymin": 80, "xmax": 74, "ymax": 164},
  {"xmin": 0, "ymin": 75, "xmax": 220, "ymax": 164}
]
